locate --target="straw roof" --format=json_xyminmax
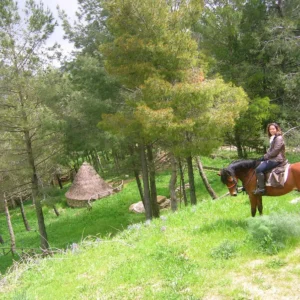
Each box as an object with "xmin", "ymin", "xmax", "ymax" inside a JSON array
[{"xmin": 65, "ymin": 162, "xmax": 113, "ymax": 206}]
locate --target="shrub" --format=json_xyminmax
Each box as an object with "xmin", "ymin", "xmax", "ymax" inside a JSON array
[
  {"xmin": 211, "ymin": 240, "xmax": 237, "ymax": 260},
  {"xmin": 247, "ymin": 213, "xmax": 300, "ymax": 254}
]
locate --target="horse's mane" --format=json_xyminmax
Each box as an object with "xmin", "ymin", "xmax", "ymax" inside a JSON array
[
  {"xmin": 229, "ymin": 159, "xmax": 258, "ymax": 171},
  {"xmin": 220, "ymin": 159, "xmax": 258, "ymax": 184}
]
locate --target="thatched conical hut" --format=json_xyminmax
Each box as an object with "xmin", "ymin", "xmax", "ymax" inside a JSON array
[{"xmin": 65, "ymin": 162, "xmax": 113, "ymax": 208}]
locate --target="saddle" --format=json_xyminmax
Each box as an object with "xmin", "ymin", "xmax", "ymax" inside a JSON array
[{"xmin": 265, "ymin": 162, "xmax": 289, "ymax": 188}]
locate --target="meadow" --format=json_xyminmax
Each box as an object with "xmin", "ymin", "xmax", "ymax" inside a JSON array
[{"xmin": 1, "ymin": 153, "xmax": 300, "ymax": 299}]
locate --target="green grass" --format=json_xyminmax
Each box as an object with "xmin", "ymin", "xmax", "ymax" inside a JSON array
[
  {"xmin": 0, "ymin": 182, "xmax": 145, "ymax": 274},
  {"xmin": 1, "ymin": 154, "xmax": 300, "ymax": 299}
]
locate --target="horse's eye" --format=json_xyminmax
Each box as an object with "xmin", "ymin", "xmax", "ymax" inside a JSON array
[{"xmin": 228, "ymin": 177, "xmax": 234, "ymax": 182}]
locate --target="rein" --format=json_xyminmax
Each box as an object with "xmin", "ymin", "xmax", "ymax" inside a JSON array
[
  {"xmin": 241, "ymin": 169, "xmax": 256, "ymax": 191},
  {"xmin": 227, "ymin": 181, "xmax": 237, "ymax": 189}
]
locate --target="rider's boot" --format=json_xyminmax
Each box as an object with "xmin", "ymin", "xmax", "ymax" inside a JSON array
[{"xmin": 253, "ymin": 172, "xmax": 266, "ymax": 195}]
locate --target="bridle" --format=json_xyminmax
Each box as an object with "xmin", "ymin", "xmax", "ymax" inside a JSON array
[
  {"xmin": 222, "ymin": 169, "xmax": 239, "ymax": 192},
  {"xmin": 226, "ymin": 169, "xmax": 255, "ymax": 193},
  {"xmin": 227, "ymin": 180, "xmax": 238, "ymax": 190}
]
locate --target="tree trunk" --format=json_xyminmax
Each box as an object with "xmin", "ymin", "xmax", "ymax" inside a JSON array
[
  {"xmin": 129, "ymin": 146, "xmax": 144, "ymax": 204},
  {"xmin": 19, "ymin": 196, "xmax": 31, "ymax": 231},
  {"xmin": 147, "ymin": 144, "xmax": 159, "ymax": 218},
  {"xmin": 56, "ymin": 174, "xmax": 63, "ymax": 189},
  {"xmin": 94, "ymin": 149, "xmax": 104, "ymax": 173},
  {"xmin": 113, "ymin": 150, "xmax": 121, "ymax": 175},
  {"xmin": 235, "ymin": 130, "xmax": 243, "ymax": 158},
  {"xmin": 242, "ymin": 146, "xmax": 248, "ymax": 158},
  {"xmin": 10, "ymin": 197, "xmax": 16, "ymax": 209},
  {"xmin": 178, "ymin": 159, "xmax": 188, "ymax": 206},
  {"xmin": 71, "ymin": 168, "xmax": 76, "ymax": 182},
  {"xmin": 4, "ymin": 193, "xmax": 16, "ymax": 256},
  {"xmin": 24, "ymin": 129, "xmax": 49, "ymax": 250},
  {"xmin": 140, "ymin": 143, "xmax": 152, "ymax": 220},
  {"xmin": 53, "ymin": 205, "xmax": 60, "ymax": 217},
  {"xmin": 186, "ymin": 155, "xmax": 197, "ymax": 205},
  {"xmin": 18, "ymin": 79, "xmax": 49, "ymax": 249},
  {"xmin": 169, "ymin": 154, "xmax": 178, "ymax": 211},
  {"xmin": 32, "ymin": 184, "xmax": 49, "ymax": 249},
  {"xmin": 134, "ymin": 169, "xmax": 144, "ymax": 205},
  {"xmin": 195, "ymin": 156, "xmax": 218, "ymax": 199}
]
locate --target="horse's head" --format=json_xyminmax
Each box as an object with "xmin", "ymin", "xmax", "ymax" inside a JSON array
[{"xmin": 219, "ymin": 168, "xmax": 238, "ymax": 196}]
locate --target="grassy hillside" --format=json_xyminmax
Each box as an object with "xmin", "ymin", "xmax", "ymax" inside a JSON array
[{"xmin": 1, "ymin": 154, "xmax": 300, "ymax": 299}]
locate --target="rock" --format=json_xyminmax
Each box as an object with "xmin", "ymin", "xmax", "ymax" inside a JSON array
[
  {"xmin": 159, "ymin": 198, "xmax": 171, "ymax": 209},
  {"xmin": 129, "ymin": 201, "xmax": 145, "ymax": 213},
  {"xmin": 157, "ymin": 195, "xmax": 167, "ymax": 204},
  {"xmin": 129, "ymin": 195, "xmax": 170, "ymax": 213}
]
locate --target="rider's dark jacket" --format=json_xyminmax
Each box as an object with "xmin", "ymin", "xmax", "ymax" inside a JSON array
[{"xmin": 263, "ymin": 134, "xmax": 286, "ymax": 163}]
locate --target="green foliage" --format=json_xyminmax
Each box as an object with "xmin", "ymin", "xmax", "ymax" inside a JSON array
[
  {"xmin": 211, "ymin": 240, "xmax": 237, "ymax": 260},
  {"xmin": 226, "ymin": 96, "xmax": 280, "ymax": 156},
  {"xmin": 247, "ymin": 213, "xmax": 300, "ymax": 255},
  {"xmin": 0, "ymin": 0, "xmax": 63, "ymax": 193},
  {"xmin": 59, "ymin": 0, "xmax": 110, "ymax": 55},
  {"xmin": 197, "ymin": 0, "xmax": 300, "ymax": 151},
  {"xmin": 102, "ymin": 0, "xmax": 202, "ymax": 87},
  {"xmin": 169, "ymin": 78, "xmax": 248, "ymax": 157}
]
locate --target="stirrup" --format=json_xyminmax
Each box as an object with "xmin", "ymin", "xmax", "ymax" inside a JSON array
[{"xmin": 253, "ymin": 188, "xmax": 265, "ymax": 195}]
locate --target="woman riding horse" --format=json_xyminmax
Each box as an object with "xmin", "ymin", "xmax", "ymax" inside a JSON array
[{"xmin": 254, "ymin": 123, "xmax": 287, "ymax": 195}]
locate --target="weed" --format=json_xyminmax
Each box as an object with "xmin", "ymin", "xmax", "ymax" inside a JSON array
[
  {"xmin": 266, "ymin": 258, "xmax": 287, "ymax": 269},
  {"xmin": 211, "ymin": 240, "xmax": 237, "ymax": 260}
]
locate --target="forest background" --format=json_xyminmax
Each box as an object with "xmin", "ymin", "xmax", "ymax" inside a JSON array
[{"xmin": 0, "ymin": 0, "xmax": 299, "ymax": 278}]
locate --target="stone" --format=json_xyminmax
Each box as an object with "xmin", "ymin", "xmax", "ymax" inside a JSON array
[
  {"xmin": 129, "ymin": 201, "xmax": 145, "ymax": 213},
  {"xmin": 157, "ymin": 195, "xmax": 167, "ymax": 204}
]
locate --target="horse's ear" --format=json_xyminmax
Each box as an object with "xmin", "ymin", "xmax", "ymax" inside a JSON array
[{"xmin": 217, "ymin": 172, "xmax": 221, "ymax": 176}]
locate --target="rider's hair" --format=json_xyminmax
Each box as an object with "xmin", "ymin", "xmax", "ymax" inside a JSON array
[{"xmin": 267, "ymin": 123, "xmax": 282, "ymax": 138}]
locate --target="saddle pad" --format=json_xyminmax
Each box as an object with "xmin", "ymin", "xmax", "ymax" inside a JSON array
[{"xmin": 266, "ymin": 163, "xmax": 290, "ymax": 186}]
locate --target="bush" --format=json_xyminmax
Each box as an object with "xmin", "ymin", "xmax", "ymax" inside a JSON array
[
  {"xmin": 247, "ymin": 213, "xmax": 300, "ymax": 254},
  {"xmin": 211, "ymin": 240, "xmax": 237, "ymax": 260}
]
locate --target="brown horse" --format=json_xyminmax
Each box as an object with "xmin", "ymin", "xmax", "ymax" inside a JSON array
[{"xmin": 219, "ymin": 159, "xmax": 300, "ymax": 217}]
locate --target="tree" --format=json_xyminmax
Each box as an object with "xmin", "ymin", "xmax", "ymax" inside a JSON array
[
  {"xmin": 140, "ymin": 77, "xmax": 248, "ymax": 204},
  {"xmin": 227, "ymin": 97, "xmax": 280, "ymax": 157},
  {"xmin": 197, "ymin": 0, "xmax": 300, "ymax": 135},
  {"xmin": 4, "ymin": 193, "xmax": 16, "ymax": 256},
  {"xmin": 0, "ymin": 0, "xmax": 60, "ymax": 249},
  {"xmin": 102, "ymin": 0, "xmax": 202, "ymax": 87},
  {"xmin": 101, "ymin": 0, "xmax": 203, "ymax": 216},
  {"xmin": 58, "ymin": 0, "xmax": 127, "ymax": 175},
  {"xmin": 101, "ymin": 0, "xmax": 249, "ymax": 210}
]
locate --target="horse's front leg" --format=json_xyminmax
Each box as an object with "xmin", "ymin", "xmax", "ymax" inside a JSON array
[
  {"xmin": 249, "ymin": 195, "xmax": 259, "ymax": 217},
  {"xmin": 257, "ymin": 195, "xmax": 263, "ymax": 215}
]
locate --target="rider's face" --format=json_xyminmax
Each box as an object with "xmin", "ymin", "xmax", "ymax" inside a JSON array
[{"xmin": 269, "ymin": 125, "xmax": 277, "ymax": 136}]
